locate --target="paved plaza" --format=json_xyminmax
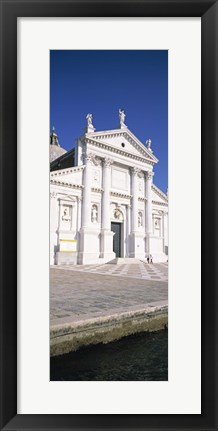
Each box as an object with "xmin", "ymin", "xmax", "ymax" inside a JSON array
[{"xmin": 50, "ymin": 262, "xmax": 168, "ymax": 327}]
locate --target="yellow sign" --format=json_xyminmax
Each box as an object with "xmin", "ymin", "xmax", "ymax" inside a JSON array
[{"xmin": 59, "ymin": 239, "xmax": 77, "ymax": 253}]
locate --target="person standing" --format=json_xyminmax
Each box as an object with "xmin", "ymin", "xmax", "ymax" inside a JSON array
[{"xmin": 150, "ymin": 254, "xmax": 153, "ymax": 264}]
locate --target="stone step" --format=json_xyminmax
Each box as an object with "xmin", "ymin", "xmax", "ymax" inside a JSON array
[{"xmin": 107, "ymin": 258, "xmax": 143, "ymax": 265}]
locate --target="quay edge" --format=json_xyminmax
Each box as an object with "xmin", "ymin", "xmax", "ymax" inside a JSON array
[{"xmin": 50, "ymin": 302, "xmax": 168, "ymax": 357}]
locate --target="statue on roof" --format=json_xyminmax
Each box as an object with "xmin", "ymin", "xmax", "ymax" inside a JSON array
[
  {"xmin": 146, "ymin": 139, "xmax": 153, "ymax": 153},
  {"xmin": 86, "ymin": 113, "xmax": 93, "ymax": 126},
  {"xmin": 119, "ymin": 109, "xmax": 126, "ymax": 128},
  {"xmin": 86, "ymin": 113, "xmax": 95, "ymax": 133}
]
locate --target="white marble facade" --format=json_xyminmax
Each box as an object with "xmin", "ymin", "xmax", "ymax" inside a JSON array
[{"xmin": 50, "ymin": 113, "xmax": 168, "ymax": 265}]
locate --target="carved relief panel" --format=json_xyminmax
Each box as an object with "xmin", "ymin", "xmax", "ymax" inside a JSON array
[{"xmin": 111, "ymin": 203, "xmax": 125, "ymax": 222}]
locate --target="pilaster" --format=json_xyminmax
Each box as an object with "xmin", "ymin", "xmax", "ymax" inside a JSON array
[
  {"xmin": 129, "ymin": 167, "xmax": 144, "ymax": 258},
  {"xmin": 145, "ymin": 170, "xmax": 154, "ymax": 255},
  {"xmin": 79, "ymin": 153, "xmax": 100, "ymax": 264},
  {"xmin": 100, "ymin": 157, "xmax": 115, "ymax": 261},
  {"xmin": 50, "ymin": 191, "xmax": 58, "ymax": 265},
  {"xmin": 81, "ymin": 154, "xmax": 92, "ymax": 228}
]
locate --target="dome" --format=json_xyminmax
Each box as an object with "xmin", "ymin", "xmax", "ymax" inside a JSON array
[
  {"xmin": 50, "ymin": 127, "xmax": 67, "ymax": 162},
  {"xmin": 50, "ymin": 145, "xmax": 67, "ymax": 163}
]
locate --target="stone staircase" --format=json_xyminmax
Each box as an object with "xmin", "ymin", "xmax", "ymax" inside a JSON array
[{"xmin": 107, "ymin": 258, "xmax": 143, "ymax": 265}]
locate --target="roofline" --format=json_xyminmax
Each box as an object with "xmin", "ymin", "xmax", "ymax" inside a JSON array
[
  {"xmin": 50, "ymin": 147, "xmax": 75, "ymax": 167},
  {"xmin": 152, "ymin": 183, "xmax": 168, "ymax": 201}
]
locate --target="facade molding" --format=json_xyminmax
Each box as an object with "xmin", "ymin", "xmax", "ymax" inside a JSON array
[
  {"xmin": 50, "ymin": 180, "xmax": 83, "ymax": 189},
  {"xmin": 91, "ymin": 187, "xmax": 103, "ymax": 193},
  {"xmin": 152, "ymin": 200, "xmax": 168, "ymax": 207},
  {"xmin": 83, "ymin": 137, "xmax": 156, "ymax": 166},
  {"xmin": 152, "ymin": 183, "xmax": 168, "ymax": 202},
  {"xmin": 110, "ymin": 191, "xmax": 132, "ymax": 200},
  {"xmin": 50, "ymin": 166, "xmax": 84, "ymax": 178}
]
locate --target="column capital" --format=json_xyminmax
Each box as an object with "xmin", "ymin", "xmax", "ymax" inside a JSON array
[
  {"xmin": 131, "ymin": 166, "xmax": 142, "ymax": 176},
  {"xmin": 103, "ymin": 157, "xmax": 114, "ymax": 168},
  {"xmin": 83, "ymin": 152, "xmax": 101, "ymax": 165},
  {"xmin": 82, "ymin": 152, "xmax": 93, "ymax": 164},
  {"xmin": 145, "ymin": 171, "xmax": 154, "ymax": 180}
]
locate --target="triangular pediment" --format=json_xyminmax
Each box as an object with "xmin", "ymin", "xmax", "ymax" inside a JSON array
[{"xmin": 85, "ymin": 128, "xmax": 158, "ymax": 164}]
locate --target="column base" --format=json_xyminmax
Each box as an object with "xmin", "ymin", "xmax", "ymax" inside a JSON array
[
  {"xmin": 148, "ymin": 236, "xmax": 168, "ymax": 262},
  {"xmin": 145, "ymin": 232, "xmax": 152, "ymax": 256},
  {"xmin": 129, "ymin": 231, "xmax": 145, "ymax": 258},
  {"xmin": 100, "ymin": 229, "xmax": 116, "ymax": 262},
  {"xmin": 56, "ymin": 252, "xmax": 77, "ymax": 265},
  {"xmin": 78, "ymin": 227, "xmax": 100, "ymax": 264}
]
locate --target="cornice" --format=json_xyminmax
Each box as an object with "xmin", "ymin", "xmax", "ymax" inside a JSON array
[
  {"xmin": 50, "ymin": 179, "xmax": 83, "ymax": 190},
  {"xmin": 110, "ymin": 191, "xmax": 132, "ymax": 199},
  {"xmin": 84, "ymin": 137, "xmax": 155, "ymax": 166},
  {"xmin": 152, "ymin": 183, "xmax": 168, "ymax": 202},
  {"xmin": 91, "ymin": 187, "xmax": 103, "ymax": 193},
  {"xmin": 50, "ymin": 166, "xmax": 84, "ymax": 178},
  {"xmin": 152, "ymin": 200, "xmax": 168, "ymax": 207}
]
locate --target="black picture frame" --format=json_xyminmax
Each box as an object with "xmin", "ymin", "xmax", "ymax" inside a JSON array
[{"xmin": 0, "ymin": 0, "xmax": 217, "ymax": 430}]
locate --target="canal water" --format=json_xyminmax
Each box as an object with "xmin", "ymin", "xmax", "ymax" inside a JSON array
[{"xmin": 50, "ymin": 330, "xmax": 168, "ymax": 381}]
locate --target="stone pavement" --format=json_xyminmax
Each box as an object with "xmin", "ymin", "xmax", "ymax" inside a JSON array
[
  {"xmin": 50, "ymin": 262, "xmax": 168, "ymax": 326},
  {"xmin": 55, "ymin": 261, "xmax": 168, "ymax": 282}
]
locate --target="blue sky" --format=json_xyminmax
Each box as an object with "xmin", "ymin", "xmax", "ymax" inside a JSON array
[{"xmin": 50, "ymin": 50, "xmax": 168, "ymax": 192}]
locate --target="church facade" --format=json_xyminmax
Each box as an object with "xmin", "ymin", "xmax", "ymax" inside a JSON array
[{"xmin": 50, "ymin": 111, "xmax": 168, "ymax": 265}]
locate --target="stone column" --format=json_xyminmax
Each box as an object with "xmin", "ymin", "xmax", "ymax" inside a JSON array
[
  {"xmin": 77, "ymin": 197, "xmax": 82, "ymax": 231},
  {"xmin": 78, "ymin": 153, "xmax": 96, "ymax": 264},
  {"xmin": 129, "ymin": 167, "xmax": 144, "ymax": 258},
  {"xmin": 81, "ymin": 154, "xmax": 92, "ymax": 228},
  {"xmin": 145, "ymin": 171, "xmax": 154, "ymax": 255},
  {"xmin": 50, "ymin": 191, "xmax": 58, "ymax": 265},
  {"xmin": 131, "ymin": 167, "xmax": 140, "ymax": 233},
  {"xmin": 102, "ymin": 158, "xmax": 113, "ymax": 230},
  {"xmin": 100, "ymin": 158, "xmax": 115, "ymax": 261},
  {"xmin": 126, "ymin": 204, "xmax": 131, "ymax": 257},
  {"xmin": 163, "ymin": 210, "xmax": 168, "ymax": 256},
  {"xmin": 76, "ymin": 197, "xmax": 82, "ymax": 253}
]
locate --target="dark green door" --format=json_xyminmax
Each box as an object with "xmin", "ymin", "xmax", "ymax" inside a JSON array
[{"xmin": 111, "ymin": 222, "xmax": 121, "ymax": 257}]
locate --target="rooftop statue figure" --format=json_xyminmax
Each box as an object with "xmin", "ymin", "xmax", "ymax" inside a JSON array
[
  {"xmin": 86, "ymin": 113, "xmax": 93, "ymax": 126},
  {"xmin": 146, "ymin": 139, "xmax": 153, "ymax": 152},
  {"xmin": 119, "ymin": 108, "xmax": 126, "ymax": 126}
]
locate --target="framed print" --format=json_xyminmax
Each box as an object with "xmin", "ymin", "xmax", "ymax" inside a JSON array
[{"xmin": 0, "ymin": 0, "xmax": 217, "ymax": 430}]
